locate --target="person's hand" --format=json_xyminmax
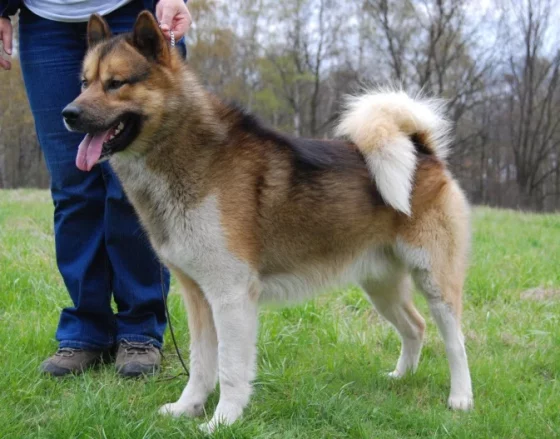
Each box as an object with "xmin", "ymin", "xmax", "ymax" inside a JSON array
[
  {"xmin": 0, "ymin": 17, "xmax": 13, "ymax": 70},
  {"xmin": 156, "ymin": 0, "xmax": 192, "ymax": 42}
]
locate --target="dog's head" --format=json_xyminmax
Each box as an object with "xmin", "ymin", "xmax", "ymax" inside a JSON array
[{"xmin": 63, "ymin": 11, "xmax": 178, "ymax": 171}]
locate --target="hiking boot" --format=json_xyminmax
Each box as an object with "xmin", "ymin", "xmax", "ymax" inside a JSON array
[
  {"xmin": 40, "ymin": 347, "xmax": 104, "ymax": 377},
  {"xmin": 115, "ymin": 340, "xmax": 161, "ymax": 377}
]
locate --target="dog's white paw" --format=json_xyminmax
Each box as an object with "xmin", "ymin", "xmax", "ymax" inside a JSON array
[
  {"xmin": 199, "ymin": 417, "xmax": 230, "ymax": 435},
  {"xmin": 447, "ymin": 394, "xmax": 474, "ymax": 411},
  {"xmin": 159, "ymin": 400, "xmax": 205, "ymax": 418},
  {"xmin": 199, "ymin": 402, "xmax": 242, "ymax": 434},
  {"xmin": 199, "ymin": 420, "xmax": 217, "ymax": 435},
  {"xmin": 387, "ymin": 370, "xmax": 404, "ymax": 379},
  {"xmin": 159, "ymin": 402, "xmax": 187, "ymax": 417}
]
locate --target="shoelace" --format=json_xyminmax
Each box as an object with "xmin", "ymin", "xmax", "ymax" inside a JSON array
[
  {"xmin": 55, "ymin": 347, "xmax": 82, "ymax": 357},
  {"xmin": 120, "ymin": 340, "xmax": 153, "ymax": 355}
]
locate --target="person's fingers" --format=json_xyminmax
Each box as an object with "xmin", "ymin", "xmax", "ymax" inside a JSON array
[
  {"xmin": 159, "ymin": 18, "xmax": 187, "ymax": 41},
  {"xmin": 172, "ymin": 17, "xmax": 190, "ymax": 40},
  {"xmin": 0, "ymin": 56, "xmax": 11, "ymax": 70},
  {"xmin": 174, "ymin": 8, "xmax": 192, "ymax": 39},
  {"xmin": 155, "ymin": 2, "xmax": 173, "ymax": 41},
  {"xmin": 155, "ymin": 2, "xmax": 191, "ymax": 41},
  {"xmin": 0, "ymin": 20, "xmax": 13, "ymax": 70},
  {"xmin": 2, "ymin": 21, "xmax": 13, "ymax": 55},
  {"xmin": 159, "ymin": 24, "xmax": 171, "ymax": 43},
  {"xmin": 160, "ymin": 7, "xmax": 176, "ymax": 35}
]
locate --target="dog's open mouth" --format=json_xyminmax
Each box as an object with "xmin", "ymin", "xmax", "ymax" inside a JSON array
[{"xmin": 76, "ymin": 113, "xmax": 142, "ymax": 171}]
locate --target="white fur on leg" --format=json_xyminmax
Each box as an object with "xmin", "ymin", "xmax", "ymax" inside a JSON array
[
  {"xmin": 202, "ymin": 288, "xmax": 259, "ymax": 431},
  {"xmin": 159, "ymin": 293, "xmax": 218, "ymax": 418},
  {"xmin": 429, "ymin": 301, "xmax": 473, "ymax": 410},
  {"xmin": 199, "ymin": 400, "xmax": 246, "ymax": 433},
  {"xmin": 401, "ymin": 242, "xmax": 473, "ymax": 410},
  {"xmin": 159, "ymin": 355, "xmax": 218, "ymax": 418},
  {"xmin": 160, "ymin": 401, "xmax": 200, "ymax": 418},
  {"xmin": 388, "ymin": 335, "xmax": 424, "ymax": 378},
  {"xmin": 159, "ymin": 366, "xmax": 216, "ymax": 418}
]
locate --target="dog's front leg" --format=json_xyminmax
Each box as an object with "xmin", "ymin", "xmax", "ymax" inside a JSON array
[
  {"xmin": 160, "ymin": 270, "xmax": 218, "ymax": 418},
  {"xmin": 200, "ymin": 283, "xmax": 259, "ymax": 433}
]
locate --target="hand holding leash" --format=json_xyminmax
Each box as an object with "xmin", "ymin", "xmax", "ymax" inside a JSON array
[
  {"xmin": 0, "ymin": 17, "xmax": 12, "ymax": 70},
  {"xmin": 156, "ymin": 0, "xmax": 191, "ymax": 43}
]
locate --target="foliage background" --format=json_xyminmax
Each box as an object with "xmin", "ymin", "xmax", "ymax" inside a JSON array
[{"xmin": 1, "ymin": 0, "xmax": 560, "ymax": 212}]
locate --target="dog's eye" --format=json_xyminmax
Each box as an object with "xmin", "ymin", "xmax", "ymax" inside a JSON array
[
  {"xmin": 108, "ymin": 79, "xmax": 125, "ymax": 90},
  {"xmin": 81, "ymin": 79, "xmax": 88, "ymax": 89}
]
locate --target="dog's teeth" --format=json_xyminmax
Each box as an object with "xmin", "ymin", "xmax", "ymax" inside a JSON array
[{"xmin": 118, "ymin": 122, "xmax": 124, "ymax": 130}]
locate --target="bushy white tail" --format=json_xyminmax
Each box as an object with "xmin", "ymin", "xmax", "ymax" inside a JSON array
[{"xmin": 335, "ymin": 90, "xmax": 451, "ymax": 215}]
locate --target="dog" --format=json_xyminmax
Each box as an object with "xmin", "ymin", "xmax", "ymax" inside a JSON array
[{"xmin": 62, "ymin": 11, "xmax": 473, "ymax": 432}]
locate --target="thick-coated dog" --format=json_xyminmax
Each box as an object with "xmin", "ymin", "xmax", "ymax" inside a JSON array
[{"xmin": 62, "ymin": 11, "xmax": 473, "ymax": 431}]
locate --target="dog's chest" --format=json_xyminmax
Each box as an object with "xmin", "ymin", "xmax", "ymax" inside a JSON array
[
  {"xmin": 156, "ymin": 195, "xmax": 227, "ymax": 270},
  {"xmin": 115, "ymin": 158, "xmax": 248, "ymax": 289},
  {"xmin": 155, "ymin": 196, "xmax": 252, "ymax": 292}
]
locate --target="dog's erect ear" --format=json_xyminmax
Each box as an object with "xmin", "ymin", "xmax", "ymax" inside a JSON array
[
  {"xmin": 87, "ymin": 14, "xmax": 112, "ymax": 48},
  {"xmin": 132, "ymin": 11, "xmax": 170, "ymax": 64}
]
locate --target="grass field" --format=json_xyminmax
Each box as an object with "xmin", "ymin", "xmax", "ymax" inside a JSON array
[{"xmin": 0, "ymin": 189, "xmax": 559, "ymax": 439}]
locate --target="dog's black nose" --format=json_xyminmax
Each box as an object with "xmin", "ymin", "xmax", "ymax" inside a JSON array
[{"xmin": 62, "ymin": 104, "xmax": 82, "ymax": 123}]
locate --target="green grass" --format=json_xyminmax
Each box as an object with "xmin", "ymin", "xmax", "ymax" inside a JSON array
[{"xmin": 1, "ymin": 189, "xmax": 559, "ymax": 439}]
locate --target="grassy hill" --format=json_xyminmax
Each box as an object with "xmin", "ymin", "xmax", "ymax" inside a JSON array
[{"xmin": 1, "ymin": 190, "xmax": 558, "ymax": 438}]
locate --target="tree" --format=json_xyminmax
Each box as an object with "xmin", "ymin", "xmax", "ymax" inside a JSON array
[{"xmin": 500, "ymin": 0, "xmax": 560, "ymax": 209}]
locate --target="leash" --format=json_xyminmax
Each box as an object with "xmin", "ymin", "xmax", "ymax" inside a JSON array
[
  {"xmin": 157, "ymin": 20, "xmax": 175, "ymax": 48},
  {"xmin": 160, "ymin": 264, "xmax": 190, "ymax": 378},
  {"xmin": 152, "ymin": 23, "xmax": 185, "ymax": 380},
  {"xmin": 170, "ymin": 30, "xmax": 175, "ymax": 48}
]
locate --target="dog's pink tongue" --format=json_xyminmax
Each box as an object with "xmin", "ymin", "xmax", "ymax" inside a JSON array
[{"xmin": 76, "ymin": 130, "xmax": 110, "ymax": 171}]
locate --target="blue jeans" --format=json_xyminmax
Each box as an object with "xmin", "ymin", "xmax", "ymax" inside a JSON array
[{"xmin": 18, "ymin": 1, "xmax": 170, "ymax": 351}]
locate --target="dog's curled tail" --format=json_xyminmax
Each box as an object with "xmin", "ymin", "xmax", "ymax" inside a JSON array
[{"xmin": 335, "ymin": 89, "xmax": 451, "ymax": 216}]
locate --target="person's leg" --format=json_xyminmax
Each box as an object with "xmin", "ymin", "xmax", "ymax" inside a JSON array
[
  {"xmin": 103, "ymin": 2, "xmax": 170, "ymax": 352},
  {"xmin": 102, "ymin": 163, "xmax": 169, "ymax": 348},
  {"xmin": 18, "ymin": 7, "xmax": 116, "ymax": 354}
]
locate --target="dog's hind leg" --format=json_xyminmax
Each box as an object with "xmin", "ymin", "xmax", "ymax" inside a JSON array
[
  {"xmin": 411, "ymin": 265, "xmax": 473, "ymax": 410},
  {"xmin": 396, "ymin": 212, "xmax": 473, "ymax": 410},
  {"xmin": 362, "ymin": 270, "xmax": 425, "ymax": 378},
  {"xmin": 160, "ymin": 269, "xmax": 218, "ymax": 418}
]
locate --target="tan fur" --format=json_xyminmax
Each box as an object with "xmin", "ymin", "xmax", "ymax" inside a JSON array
[
  {"xmin": 168, "ymin": 265, "xmax": 219, "ymax": 417},
  {"xmin": 334, "ymin": 90, "xmax": 451, "ymax": 215},
  {"xmin": 396, "ymin": 159, "xmax": 470, "ymax": 319},
  {"xmin": 64, "ymin": 11, "xmax": 474, "ymax": 429},
  {"xmin": 170, "ymin": 266, "xmax": 215, "ymax": 345}
]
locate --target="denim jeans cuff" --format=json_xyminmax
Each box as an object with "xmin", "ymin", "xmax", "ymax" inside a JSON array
[
  {"xmin": 58, "ymin": 339, "xmax": 113, "ymax": 351},
  {"xmin": 116, "ymin": 334, "xmax": 162, "ymax": 350}
]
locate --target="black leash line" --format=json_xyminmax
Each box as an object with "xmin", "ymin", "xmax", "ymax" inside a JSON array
[{"xmin": 160, "ymin": 264, "xmax": 190, "ymax": 377}]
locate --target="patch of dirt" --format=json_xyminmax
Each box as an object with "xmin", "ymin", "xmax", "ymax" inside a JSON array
[{"xmin": 520, "ymin": 287, "xmax": 560, "ymax": 301}]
